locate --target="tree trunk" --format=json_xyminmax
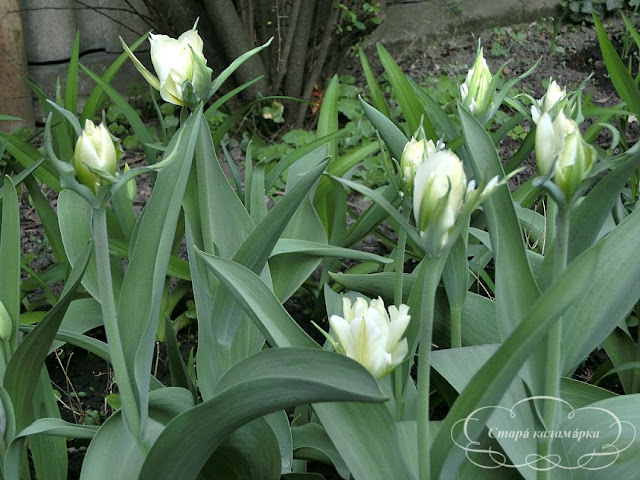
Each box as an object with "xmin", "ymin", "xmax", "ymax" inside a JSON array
[
  {"xmin": 0, "ymin": 0, "xmax": 35, "ymax": 130},
  {"xmin": 295, "ymin": 2, "xmax": 340, "ymax": 127},
  {"xmin": 203, "ymin": 0, "xmax": 269, "ymax": 99}
]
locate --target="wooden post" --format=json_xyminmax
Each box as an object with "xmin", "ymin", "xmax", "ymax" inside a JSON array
[{"xmin": 0, "ymin": 0, "xmax": 35, "ymax": 131}]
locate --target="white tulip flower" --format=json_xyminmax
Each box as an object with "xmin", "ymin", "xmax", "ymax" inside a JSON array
[
  {"xmin": 121, "ymin": 24, "xmax": 212, "ymax": 107},
  {"xmin": 328, "ymin": 297, "xmax": 410, "ymax": 379}
]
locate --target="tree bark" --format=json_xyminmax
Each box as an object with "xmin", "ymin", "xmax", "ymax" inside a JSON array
[
  {"xmin": 283, "ymin": 0, "xmax": 314, "ymax": 99},
  {"xmin": 295, "ymin": 2, "xmax": 340, "ymax": 126},
  {"xmin": 0, "ymin": 0, "xmax": 35, "ymax": 130},
  {"xmin": 203, "ymin": 0, "xmax": 269, "ymax": 99}
]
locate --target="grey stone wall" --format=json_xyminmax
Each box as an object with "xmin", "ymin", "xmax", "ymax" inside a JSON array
[
  {"xmin": 371, "ymin": 0, "xmax": 562, "ymax": 55},
  {"xmin": 20, "ymin": 0, "xmax": 152, "ymax": 119}
]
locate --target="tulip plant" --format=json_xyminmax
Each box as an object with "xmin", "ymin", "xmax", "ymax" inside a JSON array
[{"xmin": 1, "ymin": 14, "xmax": 640, "ymax": 480}]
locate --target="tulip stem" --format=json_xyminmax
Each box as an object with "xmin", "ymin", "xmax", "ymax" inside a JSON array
[
  {"xmin": 539, "ymin": 204, "xmax": 570, "ymax": 479},
  {"xmin": 393, "ymin": 208, "xmax": 410, "ymax": 420},
  {"xmin": 418, "ymin": 254, "xmax": 447, "ymax": 480},
  {"xmin": 92, "ymin": 207, "xmax": 141, "ymax": 439}
]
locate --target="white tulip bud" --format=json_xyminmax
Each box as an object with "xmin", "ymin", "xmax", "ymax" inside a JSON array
[
  {"xmin": 460, "ymin": 47, "xmax": 493, "ymax": 117},
  {"xmin": 413, "ymin": 150, "xmax": 467, "ymax": 255},
  {"xmin": 531, "ymin": 79, "xmax": 566, "ymax": 124},
  {"xmin": 535, "ymin": 111, "xmax": 595, "ymax": 202},
  {"xmin": 73, "ymin": 120, "xmax": 122, "ymax": 193}
]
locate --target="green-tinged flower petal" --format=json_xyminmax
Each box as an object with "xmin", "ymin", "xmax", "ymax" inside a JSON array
[
  {"xmin": 119, "ymin": 37, "xmax": 160, "ymax": 91},
  {"xmin": 413, "ymin": 150, "xmax": 466, "ymax": 255},
  {"xmin": 124, "ymin": 26, "xmax": 212, "ymax": 107},
  {"xmin": 322, "ymin": 296, "xmax": 411, "ymax": 379},
  {"xmin": 73, "ymin": 120, "xmax": 120, "ymax": 194}
]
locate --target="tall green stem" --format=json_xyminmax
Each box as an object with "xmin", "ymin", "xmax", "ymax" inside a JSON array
[
  {"xmin": 92, "ymin": 207, "xmax": 141, "ymax": 437},
  {"xmin": 539, "ymin": 204, "xmax": 570, "ymax": 479},
  {"xmin": 418, "ymin": 254, "xmax": 447, "ymax": 480},
  {"xmin": 393, "ymin": 208, "xmax": 410, "ymax": 420}
]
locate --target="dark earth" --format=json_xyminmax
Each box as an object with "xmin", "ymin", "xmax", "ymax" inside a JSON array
[{"xmin": 19, "ymin": 10, "xmax": 633, "ymax": 479}]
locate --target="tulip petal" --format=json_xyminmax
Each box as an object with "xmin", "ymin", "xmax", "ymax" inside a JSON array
[
  {"xmin": 119, "ymin": 37, "xmax": 160, "ymax": 91},
  {"xmin": 328, "ymin": 315, "xmax": 351, "ymax": 353}
]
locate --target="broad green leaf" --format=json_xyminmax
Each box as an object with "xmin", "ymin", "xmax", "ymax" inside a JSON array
[
  {"xmin": 602, "ymin": 328, "xmax": 637, "ymax": 393},
  {"xmin": 594, "ymin": 15, "xmax": 640, "ymax": 116},
  {"xmin": 430, "ymin": 241, "xmax": 599, "ymax": 479},
  {"xmin": 139, "ymin": 348, "xmax": 385, "ymax": 480},
  {"xmin": 459, "ymin": 106, "xmax": 540, "ymax": 337},
  {"xmin": 4, "ymin": 243, "xmax": 90, "ymax": 430},
  {"xmin": 29, "ymin": 370, "xmax": 69, "ymax": 480},
  {"xmin": 212, "ymin": 157, "xmax": 327, "ymax": 348},
  {"xmin": 377, "ymin": 43, "xmax": 433, "ymax": 138},
  {"xmin": 199, "ymin": 418, "xmax": 281, "ymax": 480},
  {"xmin": 81, "ymin": 33, "xmax": 150, "ymax": 122},
  {"xmin": 264, "ymin": 410, "xmax": 294, "ymax": 474},
  {"xmin": 559, "ymin": 395, "xmax": 640, "ymax": 478},
  {"xmin": 210, "ymin": 38, "xmax": 273, "ymax": 95},
  {"xmin": 359, "ymin": 97, "xmax": 407, "ymax": 161},
  {"xmin": 65, "ymin": 31, "xmax": 80, "ymax": 117},
  {"xmin": 569, "ymin": 152, "xmax": 640, "ymax": 261},
  {"xmin": 269, "ymin": 149, "xmax": 328, "ymax": 302},
  {"xmin": 116, "ymin": 108, "xmax": 201, "ymax": 433},
  {"xmin": 80, "ymin": 388, "xmax": 194, "ymax": 480},
  {"xmin": 432, "ymin": 345, "xmax": 537, "ymax": 480},
  {"xmin": 313, "ymin": 402, "xmax": 415, "ymax": 480},
  {"xmin": 292, "ymin": 423, "xmax": 349, "ymax": 479},
  {"xmin": 58, "ymin": 189, "xmax": 101, "ymax": 298},
  {"xmin": 0, "ymin": 176, "xmax": 21, "ymax": 361},
  {"xmin": 314, "ymin": 75, "xmax": 340, "ymax": 231},
  {"xmin": 197, "ymin": 254, "xmax": 318, "ymax": 349},
  {"xmin": 562, "ymin": 205, "xmax": 640, "ymax": 374},
  {"xmin": 199, "ymin": 256, "xmax": 418, "ymax": 480},
  {"xmin": 4, "ymin": 419, "xmax": 97, "ymax": 480},
  {"xmin": 271, "ymin": 238, "xmax": 391, "ymax": 264},
  {"xmin": 0, "ymin": 132, "xmax": 60, "ymax": 190},
  {"xmin": 560, "ymin": 378, "xmax": 616, "ymax": 407},
  {"xmin": 359, "ymin": 47, "xmax": 390, "ymax": 117}
]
